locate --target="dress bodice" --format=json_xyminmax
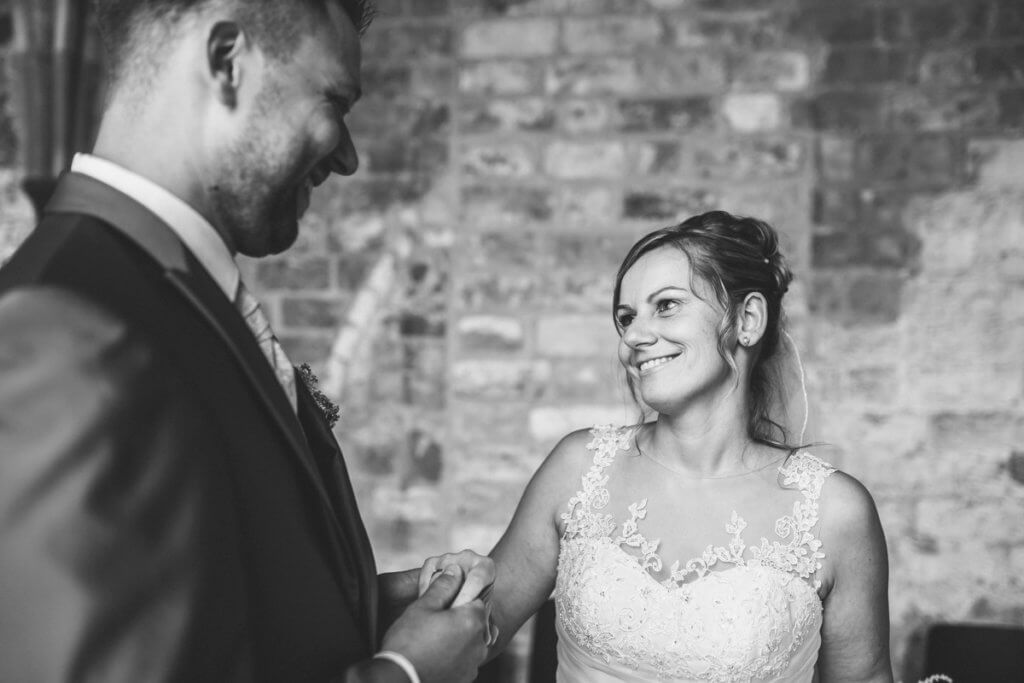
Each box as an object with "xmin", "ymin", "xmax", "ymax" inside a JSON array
[{"xmin": 554, "ymin": 425, "xmax": 836, "ymax": 683}]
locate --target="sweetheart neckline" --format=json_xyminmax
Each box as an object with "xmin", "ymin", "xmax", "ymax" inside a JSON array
[{"xmin": 578, "ymin": 535, "xmax": 824, "ymax": 607}]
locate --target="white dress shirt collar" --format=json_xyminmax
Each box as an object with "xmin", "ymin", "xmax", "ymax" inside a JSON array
[{"xmin": 70, "ymin": 153, "xmax": 240, "ymax": 300}]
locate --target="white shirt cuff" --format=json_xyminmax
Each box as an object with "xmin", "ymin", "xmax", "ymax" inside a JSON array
[{"xmin": 373, "ymin": 650, "xmax": 420, "ymax": 683}]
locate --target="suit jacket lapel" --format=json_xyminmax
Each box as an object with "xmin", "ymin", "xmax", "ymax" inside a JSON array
[{"xmin": 44, "ymin": 174, "xmax": 373, "ymax": 636}]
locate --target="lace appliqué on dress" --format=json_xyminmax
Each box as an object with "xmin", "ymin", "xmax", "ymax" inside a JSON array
[{"xmin": 555, "ymin": 425, "xmax": 836, "ymax": 682}]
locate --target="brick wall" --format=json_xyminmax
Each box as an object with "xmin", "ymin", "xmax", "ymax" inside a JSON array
[{"xmin": 2, "ymin": 0, "xmax": 1023, "ymax": 679}]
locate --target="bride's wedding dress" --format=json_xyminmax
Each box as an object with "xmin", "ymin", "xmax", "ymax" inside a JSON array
[{"xmin": 554, "ymin": 426, "xmax": 836, "ymax": 683}]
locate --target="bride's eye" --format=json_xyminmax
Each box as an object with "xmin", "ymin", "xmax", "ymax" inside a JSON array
[
  {"xmin": 655, "ymin": 299, "xmax": 679, "ymax": 315},
  {"xmin": 615, "ymin": 312, "xmax": 634, "ymax": 329}
]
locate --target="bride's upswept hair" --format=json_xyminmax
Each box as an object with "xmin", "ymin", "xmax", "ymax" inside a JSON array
[{"xmin": 613, "ymin": 210, "xmax": 801, "ymax": 450}]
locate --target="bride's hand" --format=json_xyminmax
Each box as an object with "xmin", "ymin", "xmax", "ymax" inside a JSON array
[{"xmin": 418, "ymin": 549, "xmax": 495, "ymax": 608}]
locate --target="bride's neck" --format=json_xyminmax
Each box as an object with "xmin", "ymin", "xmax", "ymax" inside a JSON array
[{"xmin": 648, "ymin": 402, "xmax": 756, "ymax": 478}]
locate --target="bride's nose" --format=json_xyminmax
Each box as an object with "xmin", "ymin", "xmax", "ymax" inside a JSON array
[{"xmin": 622, "ymin": 318, "xmax": 656, "ymax": 348}]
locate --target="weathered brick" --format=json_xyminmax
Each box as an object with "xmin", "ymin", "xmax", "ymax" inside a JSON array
[
  {"xmin": 812, "ymin": 228, "xmax": 920, "ymax": 270},
  {"xmin": 563, "ymin": 16, "xmax": 664, "ymax": 55},
  {"xmin": 998, "ymin": 89, "xmax": 1024, "ymax": 130},
  {"xmin": 281, "ymin": 296, "xmax": 348, "ymax": 328},
  {"xmin": 459, "ymin": 98, "xmax": 555, "ymax": 133},
  {"xmin": 278, "ymin": 333, "xmax": 335, "ymax": 369},
  {"xmin": 364, "ymin": 24, "xmax": 454, "ymax": 63},
  {"xmin": 638, "ymin": 52, "xmax": 729, "ymax": 93},
  {"xmin": 993, "ymin": 0, "xmax": 1024, "ymax": 39},
  {"xmin": 545, "ymin": 57, "xmax": 641, "ymax": 96},
  {"xmin": 623, "ymin": 187, "xmax": 719, "ymax": 221},
  {"xmin": 731, "ymin": 51, "xmax": 810, "ymax": 91},
  {"xmin": 556, "ymin": 185, "xmax": 622, "ymax": 228},
  {"xmin": 855, "ymin": 135, "xmax": 962, "ymax": 186},
  {"xmin": 558, "ymin": 99, "xmax": 616, "ymax": 134},
  {"xmin": 255, "ymin": 257, "xmax": 331, "ymax": 291},
  {"xmin": 619, "ymin": 96, "xmax": 713, "ymax": 132},
  {"xmin": 917, "ymin": 48, "xmax": 979, "ymax": 86},
  {"xmin": 456, "ymin": 315, "xmax": 526, "ymax": 353},
  {"xmin": 812, "ymin": 187, "xmax": 859, "ymax": 227},
  {"xmin": 889, "ymin": 89, "xmax": 1000, "ymax": 132},
  {"xmin": 402, "ymin": 341, "xmax": 447, "ymax": 404},
  {"xmin": 460, "ymin": 142, "xmax": 537, "ymax": 178},
  {"xmin": 669, "ymin": 13, "xmax": 789, "ymax": 50},
  {"xmin": 452, "ymin": 400, "xmax": 530, "ymax": 446},
  {"xmin": 536, "ymin": 358, "xmax": 625, "ymax": 402},
  {"xmin": 529, "ymin": 405, "xmax": 632, "ymax": 444},
  {"xmin": 789, "ymin": 6, "xmax": 877, "ymax": 44},
  {"xmin": 823, "ymin": 47, "xmax": 916, "ymax": 85},
  {"xmin": 975, "ymin": 45, "xmax": 1024, "ymax": 83},
  {"xmin": 462, "ymin": 18, "xmax": 559, "ymax": 58},
  {"xmin": 536, "ymin": 314, "xmax": 617, "ymax": 357},
  {"xmin": 794, "ymin": 92, "xmax": 887, "ymax": 132},
  {"xmin": 695, "ymin": 138, "xmax": 805, "ymax": 180},
  {"xmin": 544, "ymin": 141, "xmax": 627, "ymax": 179},
  {"xmin": 816, "ymin": 136, "xmax": 857, "ymax": 181},
  {"xmin": 452, "ymin": 359, "xmax": 545, "ymax": 400},
  {"xmin": 722, "ymin": 93, "xmax": 783, "ymax": 132},
  {"xmin": 630, "ymin": 141, "xmax": 683, "ymax": 175},
  {"xmin": 407, "ymin": 0, "xmax": 450, "ymax": 15},
  {"xmin": 459, "ymin": 60, "xmax": 542, "ymax": 95},
  {"xmin": 461, "ymin": 185, "xmax": 554, "ymax": 227},
  {"xmin": 880, "ymin": 3, "xmax": 991, "ymax": 45},
  {"xmin": 360, "ymin": 64, "xmax": 413, "ymax": 99}
]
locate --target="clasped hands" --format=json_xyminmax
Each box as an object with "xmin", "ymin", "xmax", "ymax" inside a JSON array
[{"xmin": 418, "ymin": 550, "xmax": 498, "ymax": 647}]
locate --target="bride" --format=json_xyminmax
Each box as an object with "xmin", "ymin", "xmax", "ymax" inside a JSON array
[{"xmin": 426, "ymin": 211, "xmax": 893, "ymax": 682}]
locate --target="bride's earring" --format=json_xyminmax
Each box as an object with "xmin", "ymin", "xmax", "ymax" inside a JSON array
[{"xmin": 740, "ymin": 334, "xmax": 750, "ymax": 346}]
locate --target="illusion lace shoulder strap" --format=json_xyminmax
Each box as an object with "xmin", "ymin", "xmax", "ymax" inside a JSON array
[{"xmin": 560, "ymin": 425, "xmax": 632, "ymax": 541}]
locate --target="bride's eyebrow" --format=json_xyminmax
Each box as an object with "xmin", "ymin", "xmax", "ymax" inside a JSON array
[{"xmin": 645, "ymin": 286, "xmax": 689, "ymax": 302}]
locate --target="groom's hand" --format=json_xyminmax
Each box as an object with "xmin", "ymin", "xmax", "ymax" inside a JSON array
[
  {"xmin": 379, "ymin": 565, "xmax": 489, "ymax": 683},
  {"xmin": 417, "ymin": 549, "xmax": 495, "ymax": 607}
]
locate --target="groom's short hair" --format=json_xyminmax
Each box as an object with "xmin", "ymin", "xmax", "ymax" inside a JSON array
[{"xmin": 93, "ymin": 0, "xmax": 374, "ymax": 92}]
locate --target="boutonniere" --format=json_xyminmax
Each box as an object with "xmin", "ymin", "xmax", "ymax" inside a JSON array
[{"xmin": 298, "ymin": 363, "xmax": 340, "ymax": 428}]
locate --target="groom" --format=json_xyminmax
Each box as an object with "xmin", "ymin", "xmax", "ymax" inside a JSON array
[{"xmin": 0, "ymin": 1, "xmax": 492, "ymax": 682}]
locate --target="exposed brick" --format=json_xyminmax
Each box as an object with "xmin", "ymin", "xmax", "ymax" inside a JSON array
[
  {"xmin": 360, "ymin": 64, "xmax": 413, "ymax": 99},
  {"xmin": 461, "ymin": 185, "xmax": 554, "ymax": 227},
  {"xmin": 812, "ymin": 187, "xmax": 859, "ymax": 227},
  {"xmin": 823, "ymin": 47, "xmax": 916, "ymax": 85},
  {"xmin": 462, "ymin": 18, "xmax": 559, "ymax": 58},
  {"xmin": 619, "ymin": 96, "xmax": 713, "ymax": 133},
  {"xmin": 812, "ymin": 230, "xmax": 921, "ymax": 270},
  {"xmin": 993, "ymin": 0, "xmax": 1024, "ymax": 39},
  {"xmin": 975, "ymin": 45, "xmax": 1024, "ymax": 83},
  {"xmin": 556, "ymin": 185, "xmax": 622, "ymax": 228},
  {"xmin": 459, "ymin": 60, "xmax": 542, "ymax": 95},
  {"xmin": 731, "ymin": 51, "xmax": 810, "ymax": 91},
  {"xmin": 536, "ymin": 314, "xmax": 616, "ymax": 357},
  {"xmin": 459, "ymin": 98, "xmax": 555, "ymax": 133},
  {"xmin": 855, "ymin": 135, "xmax": 962, "ymax": 186},
  {"xmin": 638, "ymin": 52, "xmax": 729, "ymax": 93},
  {"xmin": 544, "ymin": 141, "xmax": 627, "ymax": 179},
  {"xmin": 722, "ymin": 93, "xmax": 783, "ymax": 132},
  {"xmin": 460, "ymin": 142, "xmax": 537, "ymax": 178},
  {"xmin": 917, "ymin": 48, "xmax": 979, "ymax": 86},
  {"xmin": 529, "ymin": 405, "xmax": 630, "ymax": 444},
  {"xmin": 458, "ymin": 271, "xmax": 538, "ymax": 310},
  {"xmin": 407, "ymin": 0, "xmax": 450, "ymax": 15},
  {"xmin": 1010, "ymin": 451, "xmax": 1024, "ymax": 486},
  {"xmin": 790, "ymin": 6, "xmax": 876, "ymax": 44},
  {"xmin": 402, "ymin": 341, "xmax": 447, "ymax": 405},
  {"xmin": 563, "ymin": 16, "xmax": 664, "ymax": 55},
  {"xmin": 669, "ymin": 13, "xmax": 790, "ymax": 50},
  {"xmin": 452, "ymin": 359, "xmax": 543, "ymax": 400},
  {"xmin": 795, "ymin": 92, "xmax": 887, "ymax": 132},
  {"xmin": 363, "ymin": 24, "xmax": 454, "ymax": 63},
  {"xmin": 816, "ymin": 136, "xmax": 857, "ymax": 181},
  {"xmin": 630, "ymin": 141, "xmax": 683, "ymax": 175},
  {"xmin": 536, "ymin": 358, "xmax": 623, "ymax": 402},
  {"xmin": 880, "ymin": 2, "xmax": 991, "ymax": 45},
  {"xmin": 888, "ymin": 89, "xmax": 1000, "ymax": 132},
  {"xmin": 398, "ymin": 311, "xmax": 445, "ymax": 337},
  {"xmin": 545, "ymin": 57, "xmax": 641, "ymax": 96},
  {"xmin": 255, "ymin": 257, "xmax": 331, "ymax": 291},
  {"xmin": 460, "ymin": 231, "xmax": 541, "ymax": 271},
  {"xmin": 457, "ymin": 315, "xmax": 526, "ymax": 353},
  {"xmin": 278, "ymin": 333, "xmax": 334, "ymax": 369},
  {"xmin": 281, "ymin": 297, "xmax": 347, "ymax": 328},
  {"xmin": 998, "ymin": 89, "xmax": 1024, "ymax": 130},
  {"xmin": 557, "ymin": 99, "xmax": 616, "ymax": 134},
  {"xmin": 623, "ymin": 187, "xmax": 719, "ymax": 221},
  {"xmin": 694, "ymin": 138, "xmax": 805, "ymax": 180}
]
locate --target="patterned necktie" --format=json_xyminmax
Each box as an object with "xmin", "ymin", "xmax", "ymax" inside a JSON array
[{"xmin": 234, "ymin": 280, "xmax": 298, "ymax": 411}]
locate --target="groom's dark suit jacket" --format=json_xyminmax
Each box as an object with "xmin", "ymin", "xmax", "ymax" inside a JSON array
[{"xmin": 0, "ymin": 173, "xmax": 379, "ymax": 682}]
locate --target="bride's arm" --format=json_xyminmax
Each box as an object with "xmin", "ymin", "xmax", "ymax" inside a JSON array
[
  {"xmin": 816, "ymin": 472, "xmax": 894, "ymax": 682},
  {"xmin": 484, "ymin": 429, "xmax": 594, "ymax": 657}
]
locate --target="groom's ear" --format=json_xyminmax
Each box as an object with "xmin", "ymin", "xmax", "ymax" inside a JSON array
[
  {"xmin": 207, "ymin": 21, "xmax": 249, "ymax": 108},
  {"xmin": 737, "ymin": 292, "xmax": 768, "ymax": 345}
]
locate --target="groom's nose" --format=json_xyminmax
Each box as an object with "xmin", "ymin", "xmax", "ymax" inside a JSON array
[{"xmin": 328, "ymin": 122, "xmax": 359, "ymax": 177}]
